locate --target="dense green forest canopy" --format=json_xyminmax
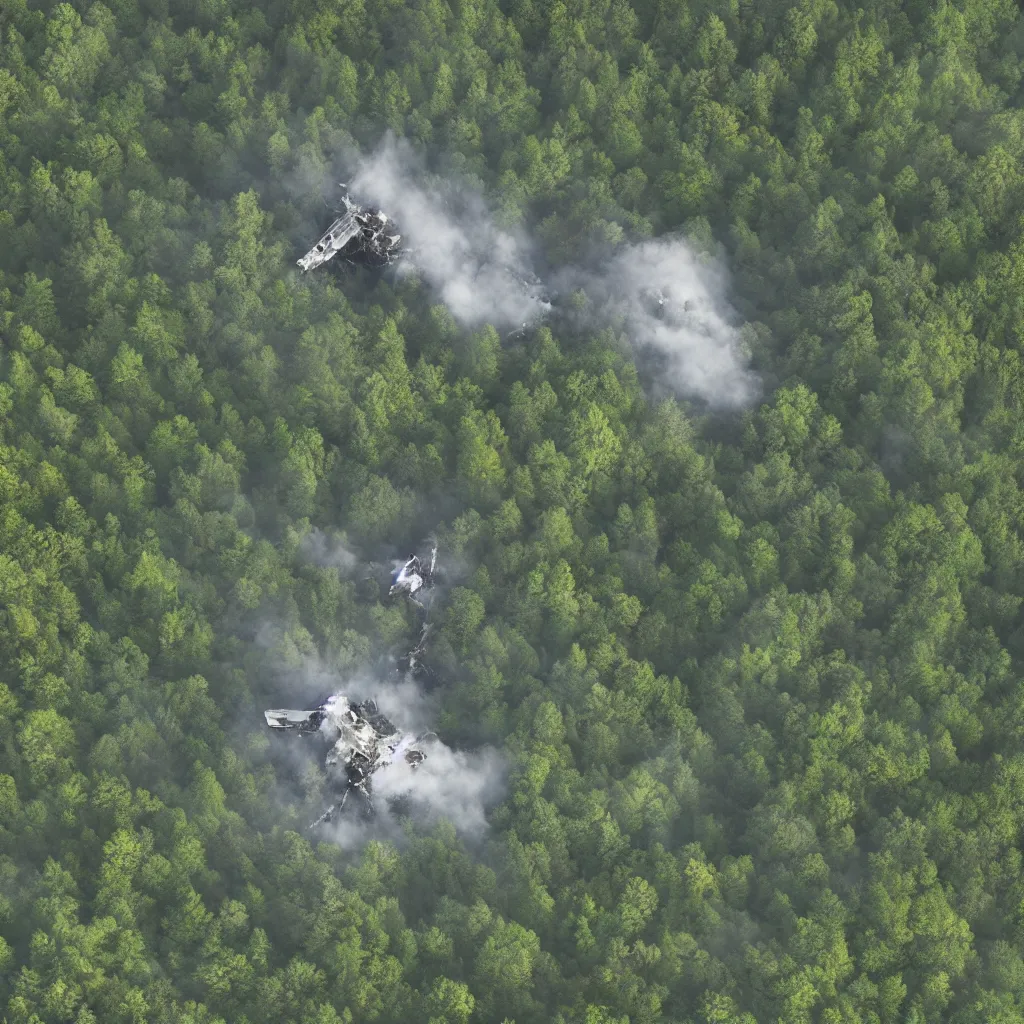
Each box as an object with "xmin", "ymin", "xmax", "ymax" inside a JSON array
[{"xmin": 3, "ymin": 0, "xmax": 1024, "ymax": 1021}]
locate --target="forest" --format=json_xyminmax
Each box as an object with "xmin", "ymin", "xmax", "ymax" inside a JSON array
[{"xmin": 3, "ymin": 0, "xmax": 1024, "ymax": 1021}]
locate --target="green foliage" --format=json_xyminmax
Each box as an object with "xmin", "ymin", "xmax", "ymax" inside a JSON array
[{"xmin": 2, "ymin": 0, "xmax": 1024, "ymax": 1022}]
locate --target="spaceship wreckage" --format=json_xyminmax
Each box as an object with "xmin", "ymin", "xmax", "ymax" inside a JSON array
[
  {"xmin": 265, "ymin": 545, "xmax": 441, "ymax": 827},
  {"xmin": 297, "ymin": 188, "xmax": 403, "ymax": 273}
]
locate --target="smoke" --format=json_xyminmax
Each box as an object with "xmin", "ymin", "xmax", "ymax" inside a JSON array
[
  {"xmin": 557, "ymin": 238, "xmax": 760, "ymax": 407},
  {"xmin": 318, "ymin": 741, "xmax": 506, "ymax": 850},
  {"xmin": 370, "ymin": 675, "xmax": 435, "ymax": 730},
  {"xmin": 348, "ymin": 136, "xmax": 550, "ymax": 331},
  {"xmin": 345, "ymin": 139, "xmax": 757, "ymax": 405},
  {"xmin": 299, "ymin": 527, "xmax": 359, "ymax": 573},
  {"xmin": 374, "ymin": 740, "xmax": 506, "ymax": 833}
]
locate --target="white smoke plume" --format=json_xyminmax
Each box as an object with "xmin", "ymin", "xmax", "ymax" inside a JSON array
[
  {"xmin": 347, "ymin": 139, "xmax": 756, "ymax": 405},
  {"xmin": 558, "ymin": 237, "xmax": 759, "ymax": 407},
  {"xmin": 348, "ymin": 136, "xmax": 550, "ymax": 331},
  {"xmin": 373, "ymin": 741, "xmax": 506, "ymax": 835},
  {"xmin": 299, "ymin": 526, "xmax": 359, "ymax": 573}
]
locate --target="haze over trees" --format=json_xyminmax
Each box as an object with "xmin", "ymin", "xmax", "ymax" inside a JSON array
[{"xmin": 3, "ymin": 0, "xmax": 1024, "ymax": 1022}]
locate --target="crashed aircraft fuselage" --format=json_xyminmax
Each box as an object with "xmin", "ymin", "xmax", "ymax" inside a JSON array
[
  {"xmin": 389, "ymin": 545, "xmax": 437, "ymax": 604},
  {"xmin": 297, "ymin": 192, "xmax": 402, "ymax": 273},
  {"xmin": 265, "ymin": 694, "xmax": 427, "ymax": 827}
]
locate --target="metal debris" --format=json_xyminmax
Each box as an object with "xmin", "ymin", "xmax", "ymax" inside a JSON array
[
  {"xmin": 395, "ymin": 621, "xmax": 438, "ymax": 689},
  {"xmin": 389, "ymin": 544, "xmax": 438, "ymax": 606},
  {"xmin": 265, "ymin": 694, "xmax": 429, "ymax": 827},
  {"xmin": 297, "ymin": 189, "xmax": 403, "ymax": 273}
]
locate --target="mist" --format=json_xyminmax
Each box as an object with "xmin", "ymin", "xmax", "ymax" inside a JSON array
[{"xmin": 348, "ymin": 136, "xmax": 550, "ymax": 331}]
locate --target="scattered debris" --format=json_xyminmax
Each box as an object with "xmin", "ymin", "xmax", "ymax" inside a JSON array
[
  {"xmin": 502, "ymin": 268, "xmax": 552, "ymax": 312},
  {"xmin": 641, "ymin": 286, "xmax": 695, "ymax": 321},
  {"xmin": 265, "ymin": 695, "xmax": 432, "ymax": 827},
  {"xmin": 395, "ymin": 622, "xmax": 438, "ymax": 689},
  {"xmin": 297, "ymin": 188, "xmax": 403, "ymax": 272},
  {"xmin": 388, "ymin": 544, "xmax": 440, "ymax": 683}
]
